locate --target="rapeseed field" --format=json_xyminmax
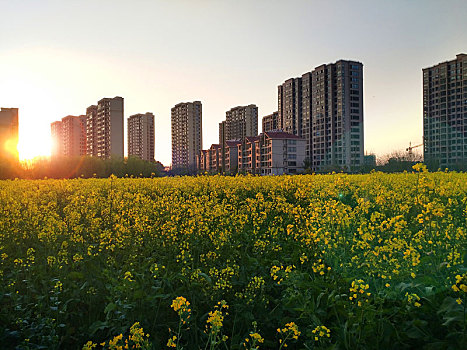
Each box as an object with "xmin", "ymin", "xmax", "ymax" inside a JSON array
[{"xmin": 0, "ymin": 169, "xmax": 466, "ymax": 349}]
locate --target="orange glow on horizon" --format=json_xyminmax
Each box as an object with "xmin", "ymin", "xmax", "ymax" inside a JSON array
[{"xmin": 3, "ymin": 138, "xmax": 19, "ymax": 159}]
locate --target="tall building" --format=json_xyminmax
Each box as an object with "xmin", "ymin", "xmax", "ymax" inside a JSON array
[
  {"xmin": 219, "ymin": 120, "xmax": 226, "ymax": 145},
  {"xmin": 262, "ymin": 112, "xmax": 279, "ymax": 133},
  {"xmin": 278, "ymin": 78, "xmax": 302, "ymax": 135},
  {"xmin": 310, "ymin": 60, "xmax": 364, "ymax": 171},
  {"xmin": 0, "ymin": 107, "xmax": 19, "ymax": 159},
  {"xmin": 171, "ymin": 101, "xmax": 202, "ymax": 170},
  {"xmin": 86, "ymin": 105, "xmax": 98, "ymax": 157},
  {"xmin": 86, "ymin": 97, "xmax": 124, "ymax": 159},
  {"xmin": 423, "ymin": 53, "xmax": 467, "ymax": 169},
  {"xmin": 51, "ymin": 121, "xmax": 63, "ymax": 158},
  {"xmin": 301, "ymin": 72, "xmax": 312, "ymax": 160},
  {"xmin": 128, "ymin": 112, "xmax": 155, "ymax": 162},
  {"xmin": 278, "ymin": 59, "xmax": 364, "ymax": 171},
  {"xmin": 51, "ymin": 115, "xmax": 87, "ymax": 157},
  {"xmin": 225, "ymin": 105, "xmax": 258, "ymax": 140}
]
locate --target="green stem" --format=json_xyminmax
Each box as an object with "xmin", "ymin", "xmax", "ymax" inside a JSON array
[
  {"xmin": 176, "ymin": 318, "xmax": 182, "ymax": 349},
  {"xmin": 278, "ymin": 333, "xmax": 290, "ymax": 350}
]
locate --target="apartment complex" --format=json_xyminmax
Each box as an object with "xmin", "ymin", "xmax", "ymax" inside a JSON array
[
  {"xmin": 223, "ymin": 105, "xmax": 258, "ymax": 141},
  {"xmin": 278, "ymin": 78, "xmax": 302, "ymax": 135},
  {"xmin": 277, "ymin": 59, "xmax": 364, "ymax": 171},
  {"xmin": 51, "ymin": 121, "xmax": 63, "ymax": 157},
  {"xmin": 310, "ymin": 61, "xmax": 364, "ymax": 171},
  {"xmin": 0, "ymin": 107, "xmax": 19, "ymax": 159},
  {"xmin": 50, "ymin": 115, "xmax": 87, "ymax": 157},
  {"xmin": 262, "ymin": 111, "xmax": 279, "ymax": 133},
  {"xmin": 219, "ymin": 120, "xmax": 226, "ymax": 145},
  {"xmin": 423, "ymin": 53, "xmax": 467, "ymax": 169},
  {"xmin": 171, "ymin": 101, "xmax": 202, "ymax": 170},
  {"xmin": 128, "ymin": 112, "xmax": 155, "ymax": 162},
  {"xmin": 197, "ymin": 131, "xmax": 305, "ymax": 175},
  {"xmin": 86, "ymin": 105, "xmax": 98, "ymax": 157},
  {"xmin": 86, "ymin": 97, "xmax": 124, "ymax": 159},
  {"xmin": 258, "ymin": 131, "xmax": 306, "ymax": 175}
]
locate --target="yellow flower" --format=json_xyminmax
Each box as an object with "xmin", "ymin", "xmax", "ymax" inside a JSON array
[
  {"xmin": 312, "ymin": 325, "xmax": 331, "ymax": 341},
  {"xmin": 82, "ymin": 340, "xmax": 97, "ymax": 350},
  {"xmin": 123, "ymin": 271, "xmax": 134, "ymax": 282},
  {"xmin": 166, "ymin": 336, "xmax": 176, "ymax": 348}
]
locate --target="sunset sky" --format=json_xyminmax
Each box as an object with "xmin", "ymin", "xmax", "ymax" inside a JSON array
[{"xmin": 1, "ymin": 0, "xmax": 466, "ymax": 164}]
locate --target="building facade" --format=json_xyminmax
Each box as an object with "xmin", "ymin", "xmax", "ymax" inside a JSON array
[
  {"xmin": 278, "ymin": 78, "xmax": 302, "ymax": 136},
  {"xmin": 310, "ymin": 60, "xmax": 364, "ymax": 171},
  {"xmin": 197, "ymin": 132, "xmax": 305, "ymax": 176},
  {"xmin": 423, "ymin": 53, "xmax": 467, "ymax": 169},
  {"xmin": 51, "ymin": 121, "xmax": 63, "ymax": 158},
  {"xmin": 225, "ymin": 105, "xmax": 258, "ymax": 140},
  {"xmin": 50, "ymin": 115, "xmax": 87, "ymax": 157},
  {"xmin": 238, "ymin": 136, "xmax": 259, "ymax": 174},
  {"xmin": 0, "ymin": 107, "xmax": 19, "ymax": 159},
  {"xmin": 86, "ymin": 105, "xmax": 98, "ymax": 157},
  {"xmin": 258, "ymin": 131, "xmax": 306, "ymax": 175},
  {"xmin": 262, "ymin": 112, "xmax": 279, "ymax": 133},
  {"xmin": 278, "ymin": 59, "xmax": 364, "ymax": 172},
  {"xmin": 128, "ymin": 112, "xmax": 155, "ymax": 162},
  {"xmin": 219, "ymin": 120, "xmax": 226, "ymax": 145},
  {"xmin": 224, "ymin": 140, "xmax": 241, "ymax": 174},
  {"xmin": 171, "ymin": 101, "xmax": 202, "ymax": 171},
  {"xmin": 86, "ymin": 97, "xmax": 124, "ymax": 159}
]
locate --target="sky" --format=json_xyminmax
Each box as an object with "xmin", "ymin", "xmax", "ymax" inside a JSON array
[{"xmin": 1, "ymin": 0, "xmax": 466, "ymax": 165}]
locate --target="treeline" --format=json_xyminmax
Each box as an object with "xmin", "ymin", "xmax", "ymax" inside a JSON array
[
  {"xmin": 305, "ymin": 152, "xmax": 466, "ymax": 174},
  {"xmin": 0, "ymin": 156, "xmax": 165, "ymax": 180}
]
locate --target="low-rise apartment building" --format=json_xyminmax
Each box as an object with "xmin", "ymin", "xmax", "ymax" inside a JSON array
[
  {"xmin": 197, "ymin": 131, "xmax": 305, "ymax": 176},
  {"xmin": 258, "ymin": 131, "xmax": 306, "ymax": 175},
  {"xmin": 238, "ymin": 136, "xmax": 259, "ymax": 174},
  {"xmin": 224, "ymin": 140, "xmax": 241, "ymax": 174}
]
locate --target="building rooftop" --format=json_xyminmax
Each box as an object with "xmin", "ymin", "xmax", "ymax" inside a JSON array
[
  {"xmin": 225, "ymin": 140, "xmax": 242, "ymax": 146},
  {"xmin": 245, "ymin": 136, "xmax": 260, "ymax": 142},
  {"xmin": 264, "ymin": 131, "xmax": 303, "ymax": 140}
]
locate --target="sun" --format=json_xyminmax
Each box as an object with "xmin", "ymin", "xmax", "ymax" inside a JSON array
[{"xmin": 18, "ymin": 131, "xmax": 51, "ymax": 161}]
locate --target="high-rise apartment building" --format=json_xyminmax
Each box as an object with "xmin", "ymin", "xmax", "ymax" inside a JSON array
[
  {"xmin": 171, "ymin": 101, "xmax": 202, "ymax": 170},
  {"xmin": 423, "ymin": 53, "xmax": 467, "ymax": 169},
  {"xmin": 128, "ymin": 112, "xmax": 155, "ymax": 162},
  {"xmin": 0, "ymin": 107, "xmax": 19, "ymax": 159},
  {"xmin": 262, "ymin": 112, "xmax": 279, "ymax": 133},
  {"xmin": 51, "ymin": 115, "xmax": 87, "ymax": 157},
  {"xmin": 278, "ymin": 78, "xmax": 302, "ymax": 136},
  {"xmin": 278, "ymin": 59, "xmax": 364, "ymax": 171},
  {"xmin": 310, "ymin": 60, "xmax": 364, "ymax": 171},
  {"xmin": 86, "ymin": 105, "xmax": 98, "ymax": 157},
  {"xmin": 86, "ymin": 97, "xmax": 124, "ymax": 159},
  {"xmin": 219, "ymin": 120, "xmax": 226, "ymax": 145},
  {"xmin": 225, "ymin": 105, "xmax": 258, "ymax": 140},
  {"xmin": 51, "ymin": 121, "xmax": 63, "ymax": 158},
  {"xmin": 301, "ymin": 72, "xmax": 312, "ymax": 160}
]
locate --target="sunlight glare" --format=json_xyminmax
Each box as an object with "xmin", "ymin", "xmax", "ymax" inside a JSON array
[
  {"xmin": 18, "ymin": 132, "xmax": 51, "ymax": 161},
  {"xmin": 4, "ymin": 138, "xmax": 19, "ymax": 159}
]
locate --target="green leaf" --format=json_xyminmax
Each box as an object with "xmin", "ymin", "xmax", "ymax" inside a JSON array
[{"xmin": 104, "ymin": 302, "xmax": 116, "ymax": 314}]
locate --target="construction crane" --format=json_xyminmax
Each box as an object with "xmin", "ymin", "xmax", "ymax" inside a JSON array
[{"xmin": 406, "ymin": 142, "xmax": 423, "ymax": 155}]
